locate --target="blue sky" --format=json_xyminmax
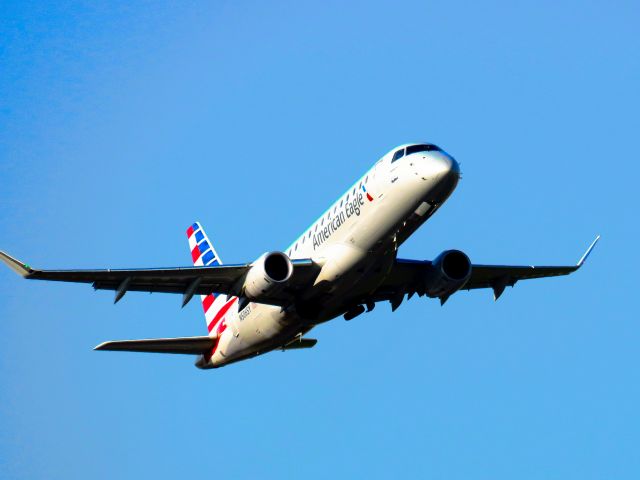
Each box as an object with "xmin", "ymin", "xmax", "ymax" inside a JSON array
[{"xmin": 1, "ymin": 1, "xmax": 638, "ymax": 478}]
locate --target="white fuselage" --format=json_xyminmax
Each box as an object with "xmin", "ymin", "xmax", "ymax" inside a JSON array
[{"xmin": 199, "ymin": 145, "xmax": 460, "ymax": 368}]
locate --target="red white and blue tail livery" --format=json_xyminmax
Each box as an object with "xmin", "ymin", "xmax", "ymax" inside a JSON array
[{"xmin": 186, "ymin": 222, "xmax": 229, "ymax": 334}]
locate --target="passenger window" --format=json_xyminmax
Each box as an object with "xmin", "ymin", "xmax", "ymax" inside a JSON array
[{"xmin": 391, "ymin": 149, "xmax": 405, "ymax": 162}]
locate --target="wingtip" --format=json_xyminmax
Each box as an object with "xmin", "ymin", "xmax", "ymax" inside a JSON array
[
  {"xmin": 0, "ymin": 250, "xmax": 34, "ymax": 277},
  {"xmin": 577, "ymin": 235, "xmax": 600, "ymax": 267}
]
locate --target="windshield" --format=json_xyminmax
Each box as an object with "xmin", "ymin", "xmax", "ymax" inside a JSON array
[
  {"xmin": 391, "ymin": 148, "xmax": 405, "ymax": 162},
  {"xmin": 405, "ymin": 144, "xmax": 442, "ymax": 155}
]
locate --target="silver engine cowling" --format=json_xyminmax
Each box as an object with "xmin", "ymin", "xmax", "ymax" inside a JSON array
[
  {"xmin": 243, "ymin": 251, "xmax": 293, "ymax": 300},
  {"xmin": 424, "ymin": 249, "xmax": 472, "ymax": 299}
]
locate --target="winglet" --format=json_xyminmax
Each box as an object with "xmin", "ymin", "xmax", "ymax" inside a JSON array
[
  {"xmin": 577, "ymin": 235, "xmax": 600, "ymax": 268},
  {"xmin": 0, "ymin": 251, "xmax": 34, "ymax": 277}
]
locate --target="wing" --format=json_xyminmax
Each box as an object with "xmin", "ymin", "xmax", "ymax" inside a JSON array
[
  {"xmin": 94, "ymin": 336, "xmax": 214, "ymax": 354},
  {"xmin": 0, "ymin": 251, "xmax": 320, "ymax": 307},
  {"xmin": 373, "ymin": 236, "xmax": 600, "ymax": 306}
]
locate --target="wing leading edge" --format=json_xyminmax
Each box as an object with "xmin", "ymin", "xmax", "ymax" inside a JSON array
[
  {"xmin": 1, "ymin": 236, "xmax": 599, "ymax": 309},
  {"xmin": 375, "ymin": 236, "xmax": 600, "ymax": 304},
  {"xmin": 464, "ymin": 235, "xmax": 600, "ymax": 299},
  {"xmin": 0, "ymin": 251, "xmax": 319, "ymax": 307}
]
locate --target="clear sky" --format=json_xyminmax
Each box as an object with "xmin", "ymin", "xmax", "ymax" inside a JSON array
[{"xmin": 1, "ymin": 1, "xmax": 638, "ymax": 478}]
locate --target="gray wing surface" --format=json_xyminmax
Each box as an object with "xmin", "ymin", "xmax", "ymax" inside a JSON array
[
  {"xmin": 374, "ymin": 236, "xmax": 599, "ymax": 303},
  {"xmin": 94, "ymin": 336, "xmax": 215, "ymax": 354},
  {"xmin": 0, "ymin": 251, "xmax": 320, "ymax": 306}
]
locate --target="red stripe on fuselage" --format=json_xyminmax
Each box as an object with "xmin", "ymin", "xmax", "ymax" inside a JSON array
[{"xmin": 207, "ymin": 297, "xmax": 237, "ymax": 333}]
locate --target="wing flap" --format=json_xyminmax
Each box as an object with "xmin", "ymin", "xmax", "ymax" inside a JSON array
[{"xmin": 94, "ymin": 336, "xmax": 215, "ymax": 354}]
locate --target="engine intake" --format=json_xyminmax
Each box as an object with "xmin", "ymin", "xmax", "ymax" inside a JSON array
[
  {"xmin": 424, "ymin": 249, "xmax": 472, "ymax": 299},
  {"xmin": 243, "ymin": 251, "xmax": 293, "ymax": 300}
]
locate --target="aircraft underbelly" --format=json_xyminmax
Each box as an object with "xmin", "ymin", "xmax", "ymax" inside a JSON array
[{"xmin": 211, "ymin": 303, "xmax": 302, "ymax": 365}]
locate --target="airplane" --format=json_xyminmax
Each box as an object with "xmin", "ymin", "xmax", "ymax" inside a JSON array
[{"xmin": 0, "ymin": 143, "xmax": 599, "ymax": 369}]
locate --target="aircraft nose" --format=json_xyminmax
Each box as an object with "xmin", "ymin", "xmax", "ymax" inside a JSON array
[
  {"xmin": 425, "ymin": 153, "xmax": 460, "ymax": 202},
  {"xmin": 431, "ymin": 154, "xmax": 460, "ymax": 179}
]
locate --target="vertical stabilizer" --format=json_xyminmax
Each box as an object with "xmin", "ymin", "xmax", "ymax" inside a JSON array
[{"xmin": 186, "ymin": 222, "xmax": 235, "ymax": 337}]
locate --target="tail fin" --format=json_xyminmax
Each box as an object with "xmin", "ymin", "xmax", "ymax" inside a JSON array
[
  {"xmin": 186, "ymin": 222, "xmax": 234, "ymax": 336},
  {"xmin": 186, "ymin": 222, "xmax": 223, "ymax": 267}
]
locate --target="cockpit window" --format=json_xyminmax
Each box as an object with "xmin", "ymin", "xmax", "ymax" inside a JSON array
[
  {"xmin": 406, "ymin": 144, "xmax": 442, "ymax": 155},
  {"xmin": 391, "ymin": 148, "xmax": 405, "ymax": 162}
]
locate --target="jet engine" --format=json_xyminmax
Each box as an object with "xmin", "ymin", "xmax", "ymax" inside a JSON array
[
  {"xmin": 243, "ymin": 251, "xmax": 293, "ymax": 300},
  {"xmin": 424, "ymin": 249, "xmax": 472, "ymax": 299}
]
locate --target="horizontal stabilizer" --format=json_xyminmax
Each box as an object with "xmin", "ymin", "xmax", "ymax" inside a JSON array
[{"xmin": 94, "ymin": 336, "xmax": 214, "ymax": 355}]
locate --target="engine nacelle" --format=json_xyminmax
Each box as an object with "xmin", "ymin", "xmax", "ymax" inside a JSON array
[
  {"xmin": 424, "ymin": 249, "xmax": 472, "ymax": 299},
  {"xmin": 243, "ymin": 251, "xmax": 293, "ymax": 300}
]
